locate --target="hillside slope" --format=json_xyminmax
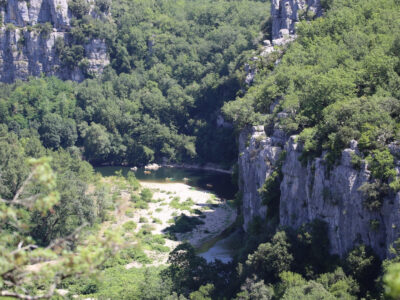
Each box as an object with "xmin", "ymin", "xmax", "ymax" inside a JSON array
[{"xmin": 226, "ymin": 0, "xmax": 400, "ymax": 258}]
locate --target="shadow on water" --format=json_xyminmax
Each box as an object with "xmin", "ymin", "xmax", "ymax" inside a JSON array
[
  {"xmin": 95, "ymin": 166, "xmax": 238, "ymax": 200},
  {"xmin": 197, "ymin": 229, "xmax": 244, "ymax": 263}
]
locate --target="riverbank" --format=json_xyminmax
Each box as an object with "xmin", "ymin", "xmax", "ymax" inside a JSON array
[
  {"xmin": 99, "ymin": 174, "xmax": 237, "ymax": 268},
  {"xmin": 97, "ymin": 162, "xmax": 233, "ymax": 175},
  {"xmin": 161, "ymin": 163, "xmax": 233, "ymax": 175},
  {"xmin": 139, "ymin": 181, "xmax": 237, "ymax": 248}
]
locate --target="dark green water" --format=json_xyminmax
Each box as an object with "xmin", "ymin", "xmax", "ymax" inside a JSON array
[{"xmin": 95, "ymin": 166, "xmax": 238, "ymax": 200}]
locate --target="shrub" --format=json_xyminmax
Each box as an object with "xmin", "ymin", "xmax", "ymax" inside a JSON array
[
  {"xmin": 69, "ymin": 0, "xmax": 90, "ymax": 18},
  {"xmin": 152, "ymin": 218, "xmax": 162, "ymax": 224},
  {"xmin": 130, "ymin": 193, "xmax": 140, "ymax": 203},
  {"xmin": 139, "ymin": 217, "xmax": 148, "ymax": 223},
  {"xmin": 134, "ymin": 200, "xmax": 149, "ymax": 209},
  {"xmin": 141, "ymin": 188, "xmax": 153, "ymax": 202},
  {"xmin": 122, "ymin": 221, "xmax": 137, "ymax": 231}
]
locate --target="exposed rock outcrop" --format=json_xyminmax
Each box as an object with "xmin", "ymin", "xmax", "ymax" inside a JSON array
[
  {"xmin": 261, "ymin": 0, "xmax": 322, "ymax": 56},
  {"xmin": 280, "ymin": 137, "xmax": 400, "ymax": 258},
  {"xmin": 239, "ymin": 124, "xmax": 400, "ymax": 258},
  {"xmin": 0, "ymin": 0, "xmax": 110, "ymax": 82},
  {"xmin": 271, "ymin": 0, "xmax": 322, "ymax": 41},
  {"xmin": 238, "ymin": 126, "xmax": 285, "ymax": 230}
]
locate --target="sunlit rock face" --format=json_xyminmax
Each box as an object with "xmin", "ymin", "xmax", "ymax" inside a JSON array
[
  {"xmin": 271, "ymin": 0, "xmax": 322, "ymax": 41},
  {"xmin": 239, "ymin": 120, "xmax": 400, "ymax": 258},
  {"xmin": 280, "ymin": 137, "xmax": 400, "ymax": 259},
  {"xmin": 0, "ymin": 0, "xmax": 109, "ymax": 82}
]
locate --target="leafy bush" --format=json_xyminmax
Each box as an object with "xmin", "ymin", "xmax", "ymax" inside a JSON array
[
  {"xmin": 69, "ymin": 0, "xmax": 90, "ymax": 18},
  {"xmin": 122, "ymin": 220, "xmax": 137, "ymax": 231},
  {"xmin": 141, "ymin": 188, "xmax": 153, "ymax": 202},
  {"xmin": 139, "ymin": 216, "xmax": 148, "ymax": 223}
]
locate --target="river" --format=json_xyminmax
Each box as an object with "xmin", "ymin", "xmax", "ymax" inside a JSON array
[
  {"xmin": 95, "ymin": 166, "xmax": 239, "ymax": 263},
  {"xmin": 96, "ymin": 166, "xmax": 237, "ymax": 200}
]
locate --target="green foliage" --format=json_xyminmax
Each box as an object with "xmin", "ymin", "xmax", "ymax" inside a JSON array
[
  {"xmin": 170, "ymin": 196, "xmax": 195, "ymax": 211},
  {"xmin": 384, "ymin": 262, "xmax": 400, "ymax": 299},
  {"xmin": 189, "ymin": 284, "xmax": 214, "ymax": 300},
  {"xmin": 235, "ymin": 277, "xmax": 274, "ymax": 300},
  {"xmin": 0, "ymin": 147, "xmax": 121, "ymax": 298},
  {"xmin": 350, "ymin": 153, "xmax": 363, "ymax": 170},
  {"xmin": 274, "ymin": 269, "xmax": 358, "ymax": 300},
  {"xmin": 163, "ymin": 243, "xmax": 208, "ymax": 295},
  {"xmin": 0, "ymin": 0, "xmax": 271, "ymax": 167},
  {"xmin": 69, "ymin": 0, "xmax": 90, "ymax": 18},
  {"xmin": 366, "ymin": 149, "xmax": 397, "ymax": 181},
  {"xmin": 344, "ymin": 244, "xmax": 381, "ymax": 297},
  {"xmin": 140, "ymin": 188, "xmax": 153, "ymax": 202},
  {"xmin": 139, "ymin": 216, "xmax": 148, "ymax": 223},
  {"xmin": 289, "ymin": 220, "xmax": 336, "ymax": 277},
  {"xmin": 123, "ymin": 220, "xmax": 137, "ymax": 231},
  {"xmin": 127, "ymin": 171, "xmax": 140, "ymax": 190},
  {"xmin": 246, "ymin": 231, "xmax": 293, "ymax": 282},
  {"xmin": 81, "ymin": 122, "xmax": 111, "ymax": 163},
  {"xmin": 87, "ymin": 266, "xmax": 171, "ymax": 299},
  {"xmin": 223, "ymin": 0, "xmax": 400, "ymax": 170}
]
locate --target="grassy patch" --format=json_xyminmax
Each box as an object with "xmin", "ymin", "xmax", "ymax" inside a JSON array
[{"xmin": 169, "ymin": 196, "xmax": 194, "ymax": 211}]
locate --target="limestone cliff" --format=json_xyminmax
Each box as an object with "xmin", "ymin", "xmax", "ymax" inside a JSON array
[
  {"xmin": 239, "ymin": 126, "xmax": 284, "ymax": 230},
  {"xmin": 239, "ymin": 123, "xmax": 400, "ymax": 258},
  {"xmin": 0, "ymin": 0, "xmax": 110, "ymax": 82},
  {"xmin": 271, "ymin": 0, "xmax": 322, "ymax": 42}
]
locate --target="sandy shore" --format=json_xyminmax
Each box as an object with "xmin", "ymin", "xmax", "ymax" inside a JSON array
[
  {"xmin": 100, "ymin": 179, "xmax": 236, "ymax": 268},
  {"xmin": 139, "ymin": 182, "xmax": 236, "ymax": 247}
]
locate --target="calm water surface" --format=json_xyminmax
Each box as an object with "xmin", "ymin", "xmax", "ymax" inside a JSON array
[{"xmin": 95, "ymin": 166, "xmax": 238, "ymax": 200}]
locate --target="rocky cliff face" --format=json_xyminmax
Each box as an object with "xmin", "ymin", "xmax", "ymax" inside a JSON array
[
  {"xmin": 280, "ymin": 137, "xmax": 400, "ymax": 258},
  {"xmin": 238, "ymin": 1, "xmax": 400, "ymax": 258},
  {"xmin": 0, "ymin": 0, "xmax": 109, "ymax": 82},
  {"xmin": 239, "ymin": 126, "xmax": 285, "ymax": 230},
  {"xmin": 271, "ymin": 0, "xmax": 322, "ymax": 41},
  {"xmin": 239, "ymin": 124, "xmax": 400, "ymax": 258}
]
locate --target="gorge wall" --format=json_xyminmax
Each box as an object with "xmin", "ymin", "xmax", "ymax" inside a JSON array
[
  {"xmin": 239, "ymin": 0, "xmax": 400, "ymax": 259},
  {"xmin": 0, "ymin": 0, "xmax": 109, "ymax": 82},
  {"xmin": 239, "ymin": 125, "xmax": 400, "ymax": 258}
]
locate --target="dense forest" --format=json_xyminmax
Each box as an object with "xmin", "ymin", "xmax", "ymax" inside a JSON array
[
  {"xmin": 2, "ymin": 0, "xmax": 400, "ymax": 299},
  {"xmin": 0, "ymin": 0, "xmax": 270, "ymax": 167}
]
